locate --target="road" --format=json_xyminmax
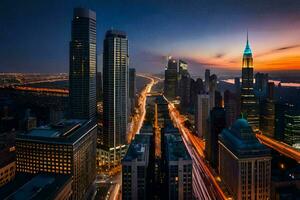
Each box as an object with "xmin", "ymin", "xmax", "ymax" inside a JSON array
[
  {"xmin": 127, "ymin": 74, "xmax": 158, "ymax": 142},
  {"xmin": 167, "ymin": 100, "xmax": 228, "ymax": 200},
  {"xmin": 256, "ymin": 133, "xmax": 300, "ymax": 162}
]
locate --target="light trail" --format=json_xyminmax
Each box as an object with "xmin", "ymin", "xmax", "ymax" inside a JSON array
[
  {"xmin": 167, "ymin": 99, "xmax": 228, "ymax": 200},
  {"xmin": 127, "ymin": 74, "xmax": 158, "ymax": 143},
  {"xmin": 256, "ymin": 133, "xmax": 300, "ymax": 162}
]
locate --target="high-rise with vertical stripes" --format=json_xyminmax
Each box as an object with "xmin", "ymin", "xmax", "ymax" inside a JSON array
[
  {"xmin": 69, "ymin": 8, "xmax": 97, "ymax": 120},
  {"xmin": 102, "ymin": 30, "xmax": 129, "ymax": 164}
]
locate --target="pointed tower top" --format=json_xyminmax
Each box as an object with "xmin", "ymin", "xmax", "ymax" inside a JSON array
[{"xmin": 244, "ymin": 31, "xmax": 252, "ymax": 56}]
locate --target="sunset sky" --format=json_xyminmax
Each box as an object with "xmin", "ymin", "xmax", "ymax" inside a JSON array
[{"xmin": 0, "ymin": 0, "xmax": 300, "ymax": 75}]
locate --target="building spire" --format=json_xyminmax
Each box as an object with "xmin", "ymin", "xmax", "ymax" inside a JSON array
[{"xmin": 244, "ymin": 30, "xmax": 252, "ymax": 55}]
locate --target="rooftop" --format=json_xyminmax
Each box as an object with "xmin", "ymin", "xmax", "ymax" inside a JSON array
[
  {"xmin": 0, "ymin": 173, "xmax": 71, "ymax": 200},
  {"xmin": 122, "ymin": 134, "xmax": 151, "ymax": 163},
  {"xmin": 219, "ymin": 119, "xmax": 271, "ymax": 158},
  {"xmin": 165, "ymin": 134, "xmax": 191, "ymax": 161},
  {"xmin": 17, "ymin": 119, "xmax": 96, "ymax": 144},
  {"xmin": 105, "ymin": 30, "xmax": 127, "ymax": 38}
]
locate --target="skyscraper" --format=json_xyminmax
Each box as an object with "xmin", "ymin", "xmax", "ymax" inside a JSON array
[
  {"xmin": 195, "ymin": 94, "xmax": 210, "ymax": 138},
  {"xmin": 178, "ymin": 60, "xmax": 191, "ymax": 111},
  {"xmin": 164, "ymin": 58, "xmax": 178, "ymax": 100},
  {"xmin": 219, "ymin": 119, "xmax": 271, "ymax": 200},
  {"xmin": 129, "ymin": 68, "xmax": 136, "ymax": 114},
  {"xmin": 102, "ymin": 30, "xmax": 129, "ymax": 164},
  {"xmin": 96, "ymin": 72, "xmax": 102, "ymax": 102},
  {"xmin": 205, "ymin": 69, "xmax": 210, "ymax": 92},
  {"xmin": 224, "ymin": 90, "xmax": 238, "ymax": 127},
  {"xmin": 206, "ymin": 107, "xmax": 226, "ymax": 168},
  {"xmin": 69, "ymin": 8, "xmax": 97, "ymax": 119},
  {"xmin": 209, "ymin": 74, "xmax": 217, "ymax": 110},
  {"xmin": 240, "ymin": 34, "xmax": 259, "ymax": 131}
]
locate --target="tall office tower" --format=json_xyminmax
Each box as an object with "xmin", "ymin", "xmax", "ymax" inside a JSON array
[
  {"xmin": 234, "ymin": 77, "xmax": 241, "ymax": 115},
  {"xmin": 129, "ymin": 68, "xmax": 136, "ymax": 115},
  {"xmin": 240, "ymin": 34, "xmax": 259, "ymax": 131},
  {"xmin": 274, "ymin": 102, "xmax": 293, "ymax": 140},
  {"xmin": 96, "ymin": 72, "xmax": 102, "ymax": 102},
  {"xmin": 164, "ymin": 58, "xmax": 178, "ymax": 100},
  {"xmin": 254, "ymin": 72, "xmax": 269, "ymax": 93},
  {"xmin": 215, "ymin": 90, "xmax": 222, "ymax": 108},
  {"xmin": 204, "ymin": 69, "xmax": 210, "ymax": 92},
  {"xmin": 190, "ymin": 78, "xmax": 204, "ymax": 110},
  {"xmin": 195, "ymin": 94, "xmax": 210, "ymax": 138},
  {"xmin": 178, "ymin": 60, "xmax": 191, "ymax": 111},
  {"xmin": 164, "ymin": 133, "xmax": 193, "ymax": 200},
  {"xmin": 284, "ymin": 113, "xmax": 300, "ymax": 149},
  {"xmin": 16, "ymin": 120, "xmax": 97, "ymax": 200},
  {"xmin": 206, "ymin": 107, "xmax": 226, "ymax": 169},
  {"xmin": 209, "ymin": 74, "xmax": 217, "ymax": 110},
  {"xmin": 260, "ymin": 82, "xmax": 275, "ymax": 137},
  {"xmin": 122, "ymin": 134, "xmax": 151, "ymax": 200},
  {"xmin": 103, "ymin": 30, "xmax": 129, "ymax": 164},
  {"xmin": 69, "ymin": 8, "xmax": 97, "ymax": 119},
  {"xmin": 219, "ymin": 119, "xmax": 272, "ymax": 200},
  {"xmin": 224, "ymin": 90, "xmax": 238, "ymax": 127}
]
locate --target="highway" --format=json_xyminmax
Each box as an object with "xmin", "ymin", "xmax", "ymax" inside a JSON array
[
  {"xmin": 127, "ymin": 74, "xmax": 159, "ymax": 142},
  {"xmin": 256, "ymin": 133, "xmax": 300, "ymax": 162},
  {"xmin": 167, "ymin": 100, "xmax": 228, "ymax": 200}
]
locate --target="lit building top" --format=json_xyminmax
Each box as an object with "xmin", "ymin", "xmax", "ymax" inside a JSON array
[
  {"xmin": 165, "ymin": 134, "xmax": 191, "ymax": 161},
  {"xmin": 243, "ymin": 32, "xmax": 252, "ymax": 57},
  {"xmin": 17, "ymin": 119, "xmax": 96, "ymax": 144},
  {"xmin": 219, "ymin": 119, "xmax": 271, "ymax": 158}
]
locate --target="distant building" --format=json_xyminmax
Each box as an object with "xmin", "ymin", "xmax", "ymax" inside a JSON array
[
  {"xmin": 96, "ymin": 72, "xmax": 102, "ymax": 102},
  {"xmin": 164, "ymin": 58, "xmax": 178, "ymax": 100},
  {"xmin": 215, "ymin": 90, "xmax": 222, "ymax": 108},
  {"xmin": 224, "ymin": 90, "xmax": 238, "ymax": 127},
  {"xmin": 240, "ymin": 34, "xmax": 259, "ymax": 131},
  {"xmin": 16, "ymin": 119, "xmax": 97, "ymax": 200},
  {"xmin": 0, "ymin": 174, "xmax": 72, "ymax": 200},
  {"xmin": 206, "ymin": 107, "xmax": 226, "ymax": 169},
  {"xmin": 204, "ymin": 69, "xmax": 210, "ymax": 92},
  {"xmin": 255, "ymin": 72, "xmax": 269, "ymax": 97},
  {"xmin": 69, "ymin": 8, "xmax": 97, "ymax": 119},
  {"xmin": 219, "ymin": 119, "xmax": 271, "ymax": 200},
  {"xmin": 129, "ymin": 68, "xmax": 136, "ymax": 115},
  {"xmin": 178, "ymin": 60, "xmax": 191, "ymax": 111},
  {"xmin": 209, "ymin": 74, "xmax": 217, "ymax": 110},
  {"xmin": 274, "ymin": 102, "xmax": 293, "ymax": 141},
  {"xmin": 284, "ymin": 113, "xmax": 300, "ymax": 149},
  {"xmin": 190, "ymin": 78, "xmax": 204, "ymax": 111},
  {"xmin": 122, "ymin": 134, "xmax": 151, "ymax": 200},
  {"xmin": 164, "ymin": 133, "xmax": 193, "ymax": 200},
  {"xmin": 195, "ymin": 94, "xmax": 210, "ymax": 138},
  {"xmin": 260, "ymin": 82, "xmax": 275, "ymax": 138},
  {"xmin": 102, "ymin": 30, "xmax": 129, "ymax": 165}
]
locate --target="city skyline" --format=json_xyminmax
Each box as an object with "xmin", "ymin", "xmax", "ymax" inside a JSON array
[{"xmin": 1, "ymin": 0, "xmax": 300, "ymax": 74}]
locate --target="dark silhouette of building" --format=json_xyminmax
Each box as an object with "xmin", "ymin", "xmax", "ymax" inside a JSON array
[
  {"xmin": 178, "ymin": 60, "xmax": 191, "ymax": 112},
  {"xmin": 206, "ymin": 107, "xmax": 226, "ymax": 169},
  {"xmin": 164, "ymin": 58, "xmax": 178, "ymax": 100},
  {"xmin": 215, "ymin": 90, "xmax": 222, "ymax": 108},
  {"xmin": 224, "ymin": 90, "xmax": 238, "ymax": 127},
  {"xmin": 129, "ymin": 68, "xmax": 136, "ymax": 115},
  {"xmin": 69, "ymin": 8, "xmax": 97, "ymax": 119},
  {"xmin": 96, "ymin": 72, "xmax": 102, "ymax": 102}
]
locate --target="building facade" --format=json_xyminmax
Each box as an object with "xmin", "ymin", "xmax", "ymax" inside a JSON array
[
  {"xmin": 219, "ymin": 119, "xmax": 272, "ymax": 200},
  {"xmin": 240, "ymin": 35, "xmax": 259, "ymax": 131},
  {"xmin": 102, "ymin": 30, "xmax": 129, "ymax": 164},
  {"xmin": 69, "ymin": 8, "xmax": 97, "ymax": 119},
  {"xmin": 164, "ymin": 58, "xmax": 178, "ymax": 100},
  {"xmin": 224, "ymin": 90, "xmax": 238, "ymax": 127},
  {"xmin": 195, "ymin": 94, "xmax": 210, "ymax": 138},
  {"xmin": 129, "ymin": 68, "xmax": 136, "ymax": 115},
  {"xmin": 16, "ymin": 119, "xmax": 97, "ymax": 200}
]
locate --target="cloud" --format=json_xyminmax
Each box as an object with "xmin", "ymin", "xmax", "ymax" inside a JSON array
[
  {"xmin": 214, "ymin": 53, "xmax": 225, "ymax": 59},
  {"xmin": 256, "ymin": 44, "xmax": 300, "ymax": 57}
]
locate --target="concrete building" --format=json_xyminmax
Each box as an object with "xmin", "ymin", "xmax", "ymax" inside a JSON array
[
  {"xmin": 122, "ymin": 134, "xmax": 151, "ymax": 200},
  {"xmin": 164, "ymin": 58, "xmax": 178, "ymax": 100},
  {"xmin": 219, "ymin": 119, "xmax": 272, "ymax": 200},
  {"xmin": 69, "ymin": 8, "xmax": 97, "ymax": 119},
  {"xmin": 102, "ymin": 30, "xmax": 129, "ymax": 165},
  {"xmin": 16, "ymin": 119, "xmax": 97, "ymax": 200},
  {"xmin": 195, "ymin": 94, "xmax": 210, "ymax": 138}
]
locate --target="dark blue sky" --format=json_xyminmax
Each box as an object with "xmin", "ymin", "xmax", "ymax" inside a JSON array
[{"xmin": 1, "ymin": 0, "xmax": 300, "ymax": 74}]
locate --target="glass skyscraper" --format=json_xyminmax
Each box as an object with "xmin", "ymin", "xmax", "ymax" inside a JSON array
[
  {"xmin": 69, "ymin": 8, "xmax": 97, "ymax": 119},
  {"xmin": 102, "ymin": 30, "xmax": 129, "ymax": 164},
  {"xmin": 240, "ymin": 34, "xmax": 259, "ymax": 131}
]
